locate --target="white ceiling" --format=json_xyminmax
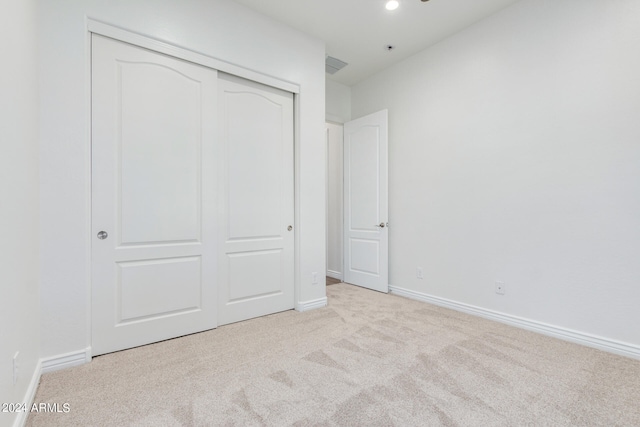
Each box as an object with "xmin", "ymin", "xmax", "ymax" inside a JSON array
[{"xmin": 232, "ymin": 0, "xmax": 522, "ymax": 86}]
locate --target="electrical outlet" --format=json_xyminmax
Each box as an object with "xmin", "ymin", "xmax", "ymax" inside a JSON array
[
  {"xmin": 13, "ymin": 352, "xmax": 19, "ymax": 385},
  {"xmin": 495, "ymin": 281, "xmax": 506, "ymax": 295},
  {"xmin": 312, "ymin": 272, "xmax": 318, "ymax": 285},
  {"xmin": 417, "ymin": 267, "xmax": 423, "ymax": 279}
]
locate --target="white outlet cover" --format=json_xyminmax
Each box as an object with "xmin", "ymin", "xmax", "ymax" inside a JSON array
[{"xmin": 495, "ymin": 281, "xmax": 506, "ymax": 295}]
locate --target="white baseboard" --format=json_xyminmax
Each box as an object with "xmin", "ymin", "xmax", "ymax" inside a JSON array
[
  {"xmin": 389, "ymin": 285, "xmax": 640, "ymax": 360},
  {"xmin": 12, "ymin": 359, "xmax": 42, "ymax": 427},
  {"xmin": 326, "ymin": 270, "xmax": 343, "ymax": 281},
  {"xmin": 13, "ymin": 348, "xmax": 92, "ymax": 427},
  {"xmin": 295, "ymin": 297, "xmax": 328, "ymax": 312},
  {"xmin": 41, "ymin": 347, "xmax": 91, "ymax": 374}
]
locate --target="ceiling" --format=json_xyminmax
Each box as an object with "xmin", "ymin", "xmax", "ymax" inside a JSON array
[{"xmin": 232, "ymin": 0, "xmax": 522, "ymax": 86}]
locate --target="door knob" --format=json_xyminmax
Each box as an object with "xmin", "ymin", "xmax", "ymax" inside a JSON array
[
  {"xmin": 375, "ymin": 223, "xmax": 385, "ymax": 228},
  {"xmin": 97, "ymin": 231, "xmax": 108, "ymax": 240},
  {"xmin": 287, "ymin": 225, "xmax": 293, "ymax": 231}
]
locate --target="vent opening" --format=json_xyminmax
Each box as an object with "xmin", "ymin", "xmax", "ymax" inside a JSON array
[{"xmin": 325, "ymin": 56, "xmax": 348, "ymax": 75}]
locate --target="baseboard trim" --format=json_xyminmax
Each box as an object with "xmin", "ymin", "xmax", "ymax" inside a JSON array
[
  {"xmin": 41, "ymin": 347, "xmax": 91, "ymax": 374},
  {"xmin": 12, "ymin": 359, "xmax": 42, "ymax": 427},
  {"xmin": 389, "ymin": 285, "xmax": 640, "ymax": 360},
  {"xmin": 295, "ymin": 297, "xmax": 328, "ymax": 312},
  {"xmin": 13, "ymin": 348, "xmax": 91, "ymax": 427},
  {"xmin": 326, "ymin": 270, "xmax": 343, "ymax": 281}
]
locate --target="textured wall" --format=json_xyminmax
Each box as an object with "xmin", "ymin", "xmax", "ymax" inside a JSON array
[
  {"xmin": 352, "ymin": 0, "xmax": 640, "ymax": 346},
  {"xmin": 326, "ymin": 79, "xmax": 351, "ymax": 123},
  {"xmin": 0, "ymin": 0, "xmax": 40, "ymax": 425}
]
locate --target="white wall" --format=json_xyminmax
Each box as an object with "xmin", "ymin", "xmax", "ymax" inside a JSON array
[
  {"xmin": 326, "ymin": 123, "xmax": 344, "ymax": 280},
  {"xmin": 352, "ymin": 0, "xmax": 640, "ymax": 347},
  {"xmin": 0, "ymin": 0, "xmax": 40, "ymax": 425},
  {"xmin": 325, "ymin": 79, "xmax": 350, "ymax": 281},
  {"xmin": 38, "ymin": 0, "xmax": 326, "ymax": 359},
  {"xmin": 326, "ymin": 78, "xmax": 351, "ymax": 123}
]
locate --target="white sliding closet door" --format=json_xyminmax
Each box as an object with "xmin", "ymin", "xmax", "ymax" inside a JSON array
[
  {"xmin": 217, "ymin": 73, "xmax": 295, "ymax": 325},
  {"xmin": 91, "ymin": 35, "xmax": 218, "ymax": 356}
]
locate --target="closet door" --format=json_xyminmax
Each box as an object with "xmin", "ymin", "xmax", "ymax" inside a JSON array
[
  {"xmin": 217, "ymin": 73, "xmax": 295, "ymax": 325},
  {"xmin": 91, "ymin": 35, "xmax": 218, "ymax": 355}
]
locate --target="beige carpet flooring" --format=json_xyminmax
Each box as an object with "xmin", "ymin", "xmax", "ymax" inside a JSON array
[
  {"xmin": 28, "ymin": 284, "xmax": 640, "ymax": 426},
  {"xmin": 326, "ymin": 277, "xmax": 342, "ymax": 286}
]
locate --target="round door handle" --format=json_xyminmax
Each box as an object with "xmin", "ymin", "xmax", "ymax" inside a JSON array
[
  {"xmin": 287, "ymin": 225, "xmax": 293, "ymax": 231},
  {"xmin": 97, "ymin": 231, "xmax": 108, "ymax": 240}
]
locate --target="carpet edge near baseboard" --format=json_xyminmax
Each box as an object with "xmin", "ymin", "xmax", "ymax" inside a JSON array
[
  {"xmin": 388, "ymin": 285, "xmax": 640, "ymax": 360},
  {"xmin": 12, "ymin": 358, "xmax": 41, "ymax": 427}
]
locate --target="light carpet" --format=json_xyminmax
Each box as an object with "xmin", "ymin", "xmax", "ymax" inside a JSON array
[{"xmin": 28, "ymin": 284, "xmax": 640, "ymax": 426}]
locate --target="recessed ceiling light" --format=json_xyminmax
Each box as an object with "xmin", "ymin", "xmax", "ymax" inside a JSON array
[{"xmin": 385, "ymin": 0, "xmax": 399, "ymax": 11}]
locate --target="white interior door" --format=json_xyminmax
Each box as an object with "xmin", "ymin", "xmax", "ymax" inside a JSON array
[
  {"xmin": 217, "ymin": 73, "xmax": 295, "ymax": 326},
  {"xmin": 343, "ymin": 110, "xmax": 389, "ymax": 293},
  {"xmin": 91, "ymin": 35, "xmax": 218, "ymax": 356}
]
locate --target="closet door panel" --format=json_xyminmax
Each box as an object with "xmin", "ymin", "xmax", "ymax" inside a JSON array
[{"xmin": 218, "ymin": 73, "xmax": 295, "ymax": 325}]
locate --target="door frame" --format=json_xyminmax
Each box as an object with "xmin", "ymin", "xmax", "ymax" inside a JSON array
[{"xmin": 86, "ymin": 19, "xmax": 302, "ymax": 356}]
